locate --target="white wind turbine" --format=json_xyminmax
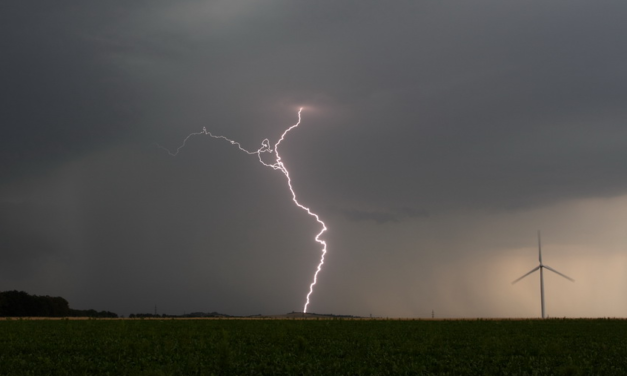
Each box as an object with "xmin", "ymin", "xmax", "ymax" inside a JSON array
[{"xmin": 512, "ymin": 231, "xmax": 574, "ymax": 319}]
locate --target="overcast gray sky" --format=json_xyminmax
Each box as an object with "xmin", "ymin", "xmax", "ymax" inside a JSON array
[{"xmin": 2, "ymin": 1, "xmax": 627, "ymax": 318}]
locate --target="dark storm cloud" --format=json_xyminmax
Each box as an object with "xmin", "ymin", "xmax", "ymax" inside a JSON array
[
  {"xmin": 343, "ymin": 207, "xmax": 429, "ymax": 224},
  {"xmin": 0, "ymin": 196, "xmax": 79, "ymax": 285},
  {"xmin": 305, "ymin": 0, "xmax": 627, "ymax": 212},
  {"xmin": 4, "ymin": 1, "xmax": 627, "ymax": 207},
  {"xmin": 0, "ymin": 2, "xmax": 146, "ymax": 181},
  {"xmin": 0, "ymin": 201, "xmax": 55, "ymax": 264},
  {"xmin": 103, "ymin": 0, "xmax": 627, "ymax": 214},
  {"xmin": 2, "ymin": 1, "xmax": 627, "ymax": 317}
]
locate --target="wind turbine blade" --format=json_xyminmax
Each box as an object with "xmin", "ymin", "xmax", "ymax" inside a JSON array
[
  {"xmin": 512, "ymin": 265, "xmax": 541, "ymax": 284},
  {"xmin": 543, "ymin": 265, "xmax": 575, "ymax": 282},
  {"xmin": 538, "ymin": 231, "xmax": 543, "ymax": 264}
]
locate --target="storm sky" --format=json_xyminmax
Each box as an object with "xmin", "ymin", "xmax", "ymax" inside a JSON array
[{"xmin": 2, "ymin": 1, "xmax": 627, "ymax": 318}]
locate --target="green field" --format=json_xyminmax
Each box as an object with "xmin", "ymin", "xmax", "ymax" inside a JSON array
[{"xmin": 1, "ymin": 318, "xmax": 626, "ymax": 375}]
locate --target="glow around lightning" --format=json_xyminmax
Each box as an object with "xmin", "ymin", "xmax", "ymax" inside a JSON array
[{"xmin": 160, "ymin": 108, "xmax": 327, "ymax": 313}]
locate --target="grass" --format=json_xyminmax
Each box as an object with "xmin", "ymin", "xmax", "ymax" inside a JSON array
[{"xmin": 1, "ymin": 318, "xmax": 626, "ymax": 375}]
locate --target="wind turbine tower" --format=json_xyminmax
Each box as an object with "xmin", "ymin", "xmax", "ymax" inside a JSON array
[{"xmin": 512, "ymin": 231, "xmax": 574, "ymax": 319}]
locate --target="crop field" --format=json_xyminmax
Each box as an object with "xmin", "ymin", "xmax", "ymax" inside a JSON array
[{"xmin": 1, "ymin": 318, "xmax": 626, "ymax": 375}]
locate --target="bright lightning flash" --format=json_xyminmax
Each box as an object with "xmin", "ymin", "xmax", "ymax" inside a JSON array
[{"xmin": 160, "ymin": 108, "xmax": 327, "ymax": 313}]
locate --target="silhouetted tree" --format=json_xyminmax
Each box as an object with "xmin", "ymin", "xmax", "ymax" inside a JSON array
[
  {"xmin": 0, "ymin": 290, "xmax": 116, "ymax": 317},
  {"xmin": 0, "ymin": 291, "xmax": 71, "ymax": 317}
]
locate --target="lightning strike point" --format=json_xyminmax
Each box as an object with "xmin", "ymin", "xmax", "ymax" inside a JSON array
[{"xmin": 161, "ymin": 108, "xmax": 328, "ymax": 313}]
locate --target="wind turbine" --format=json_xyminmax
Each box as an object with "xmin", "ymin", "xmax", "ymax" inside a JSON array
[{"xmin": 512, "ymin": 231, "xmax": 574, "ymax": 319}]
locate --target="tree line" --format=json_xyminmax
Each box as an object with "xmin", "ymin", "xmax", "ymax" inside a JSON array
[
  {"xmin": 128, "ymin": 311, "xmax": 231, "ymax": 318},
  {"xmin": 0, "ymin": 290, "xmax": 117, "ymax": 318}
]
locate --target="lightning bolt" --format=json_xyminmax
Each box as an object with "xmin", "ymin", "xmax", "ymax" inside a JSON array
[{"xmin": 159, "ymin": 108, "xmax": 327, "ymax": 313}]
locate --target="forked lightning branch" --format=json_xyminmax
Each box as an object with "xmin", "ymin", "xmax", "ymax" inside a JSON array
[{"xmin": 160, "ymin": 108, "xmax": 327, "ymax": 313}]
